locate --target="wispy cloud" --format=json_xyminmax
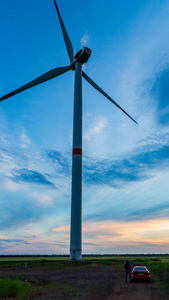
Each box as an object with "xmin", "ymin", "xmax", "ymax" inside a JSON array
[
  {"xmin": 84, "ymin": 115, "xmax": 108, "ymax": 141},
  {"xmin": 46, "ymin": 149, "xmax": 71, "ymax": 177},
  {"xmin": 11, "ymin": 168, "xmax": 55, "ymax": 187},
  {"xmin": 50, "ymin": 218, "xmax": 169, "ymax": 254},
  {"xmin": 4, "ymin": 129, "xmax": 166, "ymax": 190},
  {"xmin": 83, "ymin": 115, "xmax": 108, "ymax": 156},
  {"xmin": 150, "ymin": 67, "xmax": 169, "ymax": 125},
  {"xmin": 19, "ymin": 130, "xmax": 32, "ymax": 149},
  {"xmin": 0, "ymin": 125, "xmax": 168, "ymax": 233},
  {"xmin": 80, "ymin": 33, "xmax": 90, "ymax": 47},
  {"xmin": 83, "ymin": 131, "xmax": 169, "ymax": 187}
]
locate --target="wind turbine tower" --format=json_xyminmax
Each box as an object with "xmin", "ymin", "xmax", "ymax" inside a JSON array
[{"xmin": 0, "ymin": 1, "xmax": 137, "ymax": 261}]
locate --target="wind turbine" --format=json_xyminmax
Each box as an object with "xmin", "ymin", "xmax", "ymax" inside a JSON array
[{"xmin": 0, "ymin": 0, "xmax": 137, "ymax": 260}]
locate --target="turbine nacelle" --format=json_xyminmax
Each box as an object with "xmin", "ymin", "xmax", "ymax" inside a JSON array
[{"xmin": 74, "ymin": 47, "xmax": 92, "ymax": 64}]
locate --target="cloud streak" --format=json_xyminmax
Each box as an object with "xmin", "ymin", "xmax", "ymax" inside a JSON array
[
  {"xmin": 150, "ymin": 67, "xmax": 169, "ymax": 125},
  {"xmin": 50, "ymin": 217, "xmax": 169, "ymax": 254},
  {"xmin": 80, "ymin": 33, "xmax": 90, "ymax": 47},
  {"xmin": 11, "ymin": 168, "xmax": 55, "ymax": 187},
  {"xmin": 3, "ymin": 129, "xmax": 166, "ymax": 190}
]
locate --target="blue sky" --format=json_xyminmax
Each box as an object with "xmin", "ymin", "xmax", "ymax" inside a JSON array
[{"xmin": 0, "ymin": 0, "xmax": 169, "ymax": 255}]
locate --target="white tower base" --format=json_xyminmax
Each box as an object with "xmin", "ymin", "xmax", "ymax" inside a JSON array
[{"xmin": 70, "ymin": 249, "xmax": 82, "ymax": 261}]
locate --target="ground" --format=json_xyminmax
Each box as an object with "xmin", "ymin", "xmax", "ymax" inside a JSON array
[{"xmin": 0, "ymin": 264, "xmax": 168, "ymax": 299}]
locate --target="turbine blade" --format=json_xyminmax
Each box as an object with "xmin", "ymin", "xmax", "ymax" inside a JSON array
[
  {"xmin": 82, "ymin": 71, "xmax": 138, "ymax": 124},
  {"xmin": 0, "ymin": 64, "xmax": 73, "ymax": 102},
  {"xmin": 54, "ymin": 0, "xmax": 74, "ymax": 63}
]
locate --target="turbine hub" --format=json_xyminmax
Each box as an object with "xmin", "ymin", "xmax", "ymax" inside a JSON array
[{"xmin": 74, "ymin": 47, "xmax": 92, "ymax": 64}]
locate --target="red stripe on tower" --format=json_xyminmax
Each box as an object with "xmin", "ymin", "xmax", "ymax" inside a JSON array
[
  {"xmin": 1, "ymin": 92, "xmax": 14, "ymax": 100},
  {"xmin": 73, "ymin": 148, "xmax": 82, "ymax": 156}
]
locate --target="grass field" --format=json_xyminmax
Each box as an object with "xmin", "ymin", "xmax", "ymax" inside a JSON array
[
  {"xmin": 0, "ymin": 278, "xmax": 33, "ymax": 300},
  {"xmin": 0, "ymin": 255, "xmax": 168, "ymax": 298}
]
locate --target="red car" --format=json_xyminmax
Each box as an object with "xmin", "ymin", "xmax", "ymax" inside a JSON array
[{"xmin": 131, "ymin": 266, "xmax": 151, "ymax": 282}]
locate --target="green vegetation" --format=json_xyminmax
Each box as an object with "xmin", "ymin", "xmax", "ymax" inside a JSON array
[
  {"xmin": 0, "ymin": 278, "xmax": 33, "ymax": 299},
  {"xmin": 149, "ymin": 261, "xmax": 169, "ymax": 289},
  {"xmin": 46, "ymin": 281, "xmax": 78, "ymax": 298},
  {"xmin": 0, "ymin": 256, "xmax": 68, "ymax": 267},
  {"xmin": 0, "ymin": 254, "xmax": 169, "ymax": 298}
]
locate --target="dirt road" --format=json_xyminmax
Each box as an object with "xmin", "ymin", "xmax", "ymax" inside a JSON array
[{"xmin": 0, "ymin": 264, "xmax": 167, "ymax": 299}]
